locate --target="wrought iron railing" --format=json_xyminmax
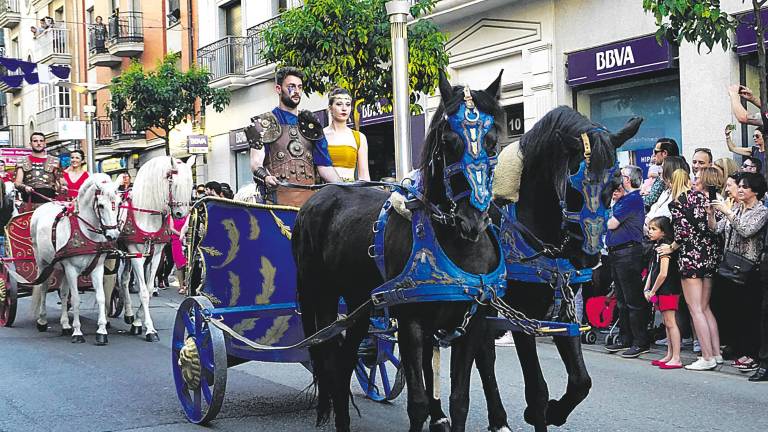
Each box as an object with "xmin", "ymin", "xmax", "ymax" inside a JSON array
[
  {"xmin": 95, "ymin": 116, "xmax": 112, "ymax": 144},
  {"xmin": 0, "ymin": 104, "xmax": 6, "ymax": 126},
  {"xmin": 0, "ymin": 124, "xmax": 24, "ymax": 148},
  {"xmin": 35, "ymin": 27, "xmax": 69, "ymax": 60},
  {"xmin": 197, "ymin": 36, "xmax": 247, "ymax": 81},
  {"xmin": 107, "ymin": 11, "xmax": 143, "ymax": 46},
  {"xmin": 0, "ymin": 0, "xmax": 20, "ymax": 16},
  {"xmin": 112, "ymin": 115, "xmax": 145, "ymax": 140},
  {"xmin": 246, "ymin": 16, "xmax": 280, "ymax": 70},
  {"xmin": 89, "ymin": 24, "xmax": 109, "ymax": 55}
]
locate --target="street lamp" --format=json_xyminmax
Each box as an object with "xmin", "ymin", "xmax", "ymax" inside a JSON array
[
  {"xmin": 56, "ymin": 82, "xmax": 109, "ymax": 172},
  {"xmin": 386, "ymin": 1, "xmax": 412, "ymax": 180}
]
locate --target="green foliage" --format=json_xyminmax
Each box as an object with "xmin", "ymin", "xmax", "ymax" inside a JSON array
[
  {"xmin": 642, "ymin": 0, "xmax": 738, "ymax": 52},
  {"xmin": 109, "ymin": 53, "xmax": 231, "ymax": 154},
  {"xmin": 262, "ymin": 0, "xmax": 448, "ymax": 114}
]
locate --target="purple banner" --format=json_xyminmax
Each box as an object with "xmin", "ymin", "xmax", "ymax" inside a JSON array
[
  {"xmin": 566, "ymin": 35, "xmax": 675, "ymax": 86},
  {"xmin": 735, "ymin": 8, "xmax": 768, "ymax": 56}
]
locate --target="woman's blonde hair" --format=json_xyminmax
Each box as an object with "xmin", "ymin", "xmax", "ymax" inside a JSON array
[
  {"xmin": 714, "ymin": 157, "xmax": 738, "ymax": 180},
  {"xmin": 698, "ymin": 166, "xmax": 725, "ymax": 191},
  {"xmin": 669, "ymin": 168, "xmax": 691, "ymax": 200}
]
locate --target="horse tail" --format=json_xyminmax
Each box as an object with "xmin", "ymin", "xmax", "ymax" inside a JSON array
[{"xmin": 292, "ymin": 207, "xmax": 335, "ymax": 426}]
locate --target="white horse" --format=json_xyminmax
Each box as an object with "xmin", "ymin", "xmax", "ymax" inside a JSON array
[
  {"xmin": 119, "ymin": 156, "xmax": 194, "ymax": 341},
  {"xmin": 29, "ymin": 173, "xmax": 121, "ymax": 344},
  {"xmin": 233, "ymin": 182, "xmax": 262, "ymax": 203}
]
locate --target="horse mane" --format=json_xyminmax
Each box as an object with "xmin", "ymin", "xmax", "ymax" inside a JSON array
[
  {"xmin": 131, "ymin": 156, "xmax": 193, "ymax": 211},
  {"xmin": 417, "ymin": 84, "xmax": 503, "ymax": 198},
  {"xmin": 519, "ymin": 106, "xmax": 615, "ymax": 184}
]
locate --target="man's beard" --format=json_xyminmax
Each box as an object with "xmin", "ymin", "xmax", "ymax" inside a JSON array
[{"xmin": 280, "ymin": 91, "xmax": 300, "ymax": 109}]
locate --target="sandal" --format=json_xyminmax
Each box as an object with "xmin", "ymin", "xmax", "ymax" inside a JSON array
[
  {"xmin": 733, "ymin": 357, "xmax": 756, "ymax": 369},
  {"xmin": 177, "ymin": 286, "xmax": 186, "ymax": 296}
]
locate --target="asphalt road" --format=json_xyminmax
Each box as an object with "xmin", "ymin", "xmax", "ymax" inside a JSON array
[{"xmin": 1, "ymin": 289, "xmax": 766, "ymax": 432}]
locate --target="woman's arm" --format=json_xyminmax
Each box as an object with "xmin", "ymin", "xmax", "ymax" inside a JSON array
[
  {"xmin": 728, "ymin": 206, "xmax": 768, "ymax": 238},
  {"xmin": 725, "ymin": 128, "xmax": 751, "ymax": 156},
  {"xmin": 650, "ymin": 256, "xmax": 670, "ymax": 294},
  {"xmin": 356, "ymin": 132, "xmax": 371, "ymax": 181}
]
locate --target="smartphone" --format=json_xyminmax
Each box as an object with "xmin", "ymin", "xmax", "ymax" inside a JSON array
[
  {"xmin": 707, "ymin": 185, "xmax": 718, "ymax": 202},
  {"xmin": 726, "ymin": 123, "xmax": 736, "ymax": 132}
]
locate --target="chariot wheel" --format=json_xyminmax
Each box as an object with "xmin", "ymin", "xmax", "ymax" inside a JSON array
[
  {"xmin": 107, "ymin": 285, "xmax": 124, "ymax": 318},
  {"xmin": 172, "ymin": 296, "xmax": 227, "ymax": 424},
  {"xmin": 0, "ymin": 269, "xmax": 17, "ymax": 327},
  {"xmin": 354, "ymin": 318, "xmax": 405, "ymax": 402}
]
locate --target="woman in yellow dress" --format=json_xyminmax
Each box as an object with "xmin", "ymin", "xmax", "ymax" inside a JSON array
[{"xmin": 324, "ymin": 88, "xmax": 370, "ymax": 181}]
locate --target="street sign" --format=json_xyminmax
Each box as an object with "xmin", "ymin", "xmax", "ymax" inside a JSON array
[{"xmin": 187, "ymin": 134, "xmax": 209, "ymax": 154}]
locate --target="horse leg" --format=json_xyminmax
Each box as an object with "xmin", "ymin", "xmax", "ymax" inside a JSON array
[
  {"xmin": 33, "ymin": 279, "xmax": 49, "ymax": 332},
  {"xmin": 423, "ymin": 345, "xmax": 449, "ymax": 432},
  {"xmin": 399, "ymin": 319, "xmax": 431, "ymax": 432},
  {"xmin": 63, "ymin": 265, "xmax": 85, "ymax": 343},
  {"xmin": 139, "ymin": 248, "xmax": 163, "ymax": 340},
  {"xmin": 512, "ymin": 332, "xmax": 549, "ymax": 432},
  {"xmin": 128, "ymin": 256, "xmax": 148, "ymax": 336},
  {"xmin": 448, "ymin": 335, "xmax": 474, "ymax": 432},
  {"xmin": 545, "ymin": 336, "xmax": 592, "ymax": 426},
  {"xmin": 90, "ymin": 258, "xmax": 109, "ymax": 345},
  {"xmin": 332, "ymin": 310, "xmax": 370, "ymax": 432},
  {"xmin": 120, "ymin": 259, "xmax": 135, "ymax": 324},
  {"xmin": 473, "ymin": 323, "xmax": 510, "ymax": 432},
  {"xmin": 58, "ymin": 275, "xmax": 72, "ymax": 335}
]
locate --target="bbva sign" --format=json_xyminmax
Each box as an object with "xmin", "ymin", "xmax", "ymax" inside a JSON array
[{"xmin": 595, "ymin": 46, "xmax": 635, "ymax": 71}]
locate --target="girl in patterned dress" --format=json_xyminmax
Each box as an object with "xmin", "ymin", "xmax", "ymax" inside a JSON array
[{"xmin": 658, "ymin": 167, "xmax": 722, "ymax": 370}]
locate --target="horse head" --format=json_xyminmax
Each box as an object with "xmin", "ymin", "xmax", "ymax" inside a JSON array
[
  {"xmin": 516, "ymin": 107, "xmax": 642, "ymax": 268},
  {"xmin": 419, "ymin": 70, "xmax": 503, "ymax": 242},
  {"xmin": 168, "ymin": 156, "xmax": 195, "ymax": 219},
  {"xmin": 85, "ymin": 173, "xmax": 122, "ymax": 241}
]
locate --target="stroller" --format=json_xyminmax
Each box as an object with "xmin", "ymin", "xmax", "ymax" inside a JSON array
[{"xmin": 581, "ymin": 287, "xmax": 618, "ymax": 345}]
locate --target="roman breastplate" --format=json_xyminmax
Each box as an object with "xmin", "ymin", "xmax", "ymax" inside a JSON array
[
  {"xmin": 264, "ymin": 125, "xmax": 316, "ymax": 207},
  {"xmin": 22, "ymin": 157, "xmax": 58, "ymax": 190}
]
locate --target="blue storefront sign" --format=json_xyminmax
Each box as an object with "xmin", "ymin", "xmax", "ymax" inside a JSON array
[
  {"xmin": 567, "ymin": 35, "xmax": 677, "ymax": 86},
  {"xmin": 735, "ymin": 8, "xmax": 768, "ymax": 55}
]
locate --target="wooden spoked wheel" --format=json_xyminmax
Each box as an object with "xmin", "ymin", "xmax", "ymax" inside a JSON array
[
  {"xmin": 0, "ymin": 268, "xmax": 17, "ymax": 327},
  {"xmin": 354, "ymin": 319, "xmax": 404, "ymax": 402}
]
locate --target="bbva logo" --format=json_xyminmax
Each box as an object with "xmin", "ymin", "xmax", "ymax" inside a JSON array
[{"xmin": 596, "ymin": 46, "xmax": 635, "ymax": 71}]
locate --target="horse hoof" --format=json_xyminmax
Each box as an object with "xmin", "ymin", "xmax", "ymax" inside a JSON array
[
  {"xmin": 429, "ymin": 418, "xmax": 451, "ymax": 432},
  {"xmin": 36, "ymin": 323, "xmax": 48, "ymax": 332},
  {"xmin": 152, "ymin": 291, "xmax": 159, "ymax": 297},
  {"xmin": 124, "ymin": 315, "xmax": 134, "ymax": 325},
  {"xmin": 95, "ymin": 334, "xmax": 109, "ymax": 346},
  {"xmin": 129, "ymin": 325, "xmax": 142, "ymax": 336},
  {"xmin": 72, "ymin": 335, "xmax": 86, "ymax": 344},
  {"xmin": 545, "ymin": 399, "xmax": 568, "ymax": 427},
  {"xmin": 145, "ymin": 332, "xmax": 160, "ymax": 342},
  {"xmin": 61, "ymin": 328, "xmax": 73, "ymax": 336}
]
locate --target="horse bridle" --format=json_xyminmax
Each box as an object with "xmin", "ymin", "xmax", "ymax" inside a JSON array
[{"xmin": 421, "ymin": 86, "xmax": 497, "ymax": 226}]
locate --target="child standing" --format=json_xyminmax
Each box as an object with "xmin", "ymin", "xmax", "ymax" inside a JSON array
[{"xmin": 645, "ymin": 216, "xmax": 683, "ymax": 369}]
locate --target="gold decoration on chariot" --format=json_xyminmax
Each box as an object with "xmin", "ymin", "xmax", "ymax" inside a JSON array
[
  {"xmin": 178, "ymin": 337, "xmax": 202, "ymax": 390},
  {"xmin": 233, "ymin": 317, "xmax": 259, "ymax": 335},
  {"xmin": 211, "ymin": 218, "xmax": 240, "ymax": 269},
  {"xmin": 269, "ymin": 210, "xmax": 292, "ymax": 240},
  {"xmin": 0, "ymin": 278, "xmax": 6, "ymax": 303},
  {"xmin": 228, "ymin": 271, "xmax": 241, "ymax": 307},
  {"xmin": 256, "ymin": 256, "xmax": 276, "ymax": 304},
  {"xmin": 199, "ymin": 246, "xmax": 222, "ymax": 257},
  {"xmin": 248, "ymin": 213, "xmax": 260, "ymax": 240},
  {"xmin": 255, "ymin": 316, "xmax": 291, "ymax": 346},
  {"xmin": 200, "ymin": 291, "xmax": 222, "ymax": 305}
]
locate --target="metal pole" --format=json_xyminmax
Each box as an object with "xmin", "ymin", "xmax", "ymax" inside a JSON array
[
  {"xmin": 386, "ymin": 1, "xmax": 412, "ymax": 180},
  {"xmin": 84, "ymin": 91, "xmax": 96, "ymax": 172}
]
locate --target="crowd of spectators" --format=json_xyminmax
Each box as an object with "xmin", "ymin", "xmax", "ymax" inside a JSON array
[{"xmin": 599, "ymin": 84, "xmax": 768, "ymax": 381}]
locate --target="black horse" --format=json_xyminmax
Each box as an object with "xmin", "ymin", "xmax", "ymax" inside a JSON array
[
  {"xmin": 475, "ymin": 107, "xmax": 643, "ymax": 431},
  {"xmin": 292, "ymin": 71, "xmax": 507, "ymax": 432}
]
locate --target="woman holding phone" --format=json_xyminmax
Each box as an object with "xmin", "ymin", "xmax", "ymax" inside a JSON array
[
  {"xmin": 728, "ymin": 84, "xmax": 767, "ymax": 166},
  {"xmin": 709, "ymin": 172, "xmax": 768, "ymax": 375}
]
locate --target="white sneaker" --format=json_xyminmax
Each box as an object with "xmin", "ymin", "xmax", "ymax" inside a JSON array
[
  {"xmin": 685, "ymin": 358, "xmax": 716, "ymax": 371},
  {"xmin": 681, "ymin": 337, "xmax": 693, "ymax": 347},
  {"xmin": 655, "ymin": 337, "xmax": 668, "ymax": 346},
  {"xmin": 714, "ymin": 355, "xmax": 724, "ymax": 364},
  {"xmin": 693, "ymin": 340, "xmax": 701, "ymax": 353},
  {"xmin": 495, "ymin": 331, "xmax": 515, "ymax": 347}
]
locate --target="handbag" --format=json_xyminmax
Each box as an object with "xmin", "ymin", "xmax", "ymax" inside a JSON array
[{"xmin": 718, "ymin": 209, "xmax": 759, "ymax": 285}]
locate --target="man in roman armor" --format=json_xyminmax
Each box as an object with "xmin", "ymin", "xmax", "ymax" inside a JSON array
[
  {"xmin": 245, "ymin": 67, "xmax": 340, "ymax": 207},
  {"xmin": 15, "ymin": 131, "xmax": 62, "ymax": 208}
]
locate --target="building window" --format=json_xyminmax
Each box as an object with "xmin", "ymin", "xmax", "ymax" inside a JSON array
[
  {"xmin": 167, "ymin": 0, "xmax": 181, "ymax": 27},
  {"xmin": 223, "ymin": 1, "xmax": 242, "ymax": 37}
]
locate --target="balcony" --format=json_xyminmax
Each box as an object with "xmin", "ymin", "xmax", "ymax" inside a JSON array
[
  {"xmin": 107, "ymin": 11, "xmax": 144, "ymax": 57},
  {"xmin": 88, "ymin": 25, "xmax": 121, "ymax": 68},
  {"xmin": 0, "ymin": 0, "xmax": 20, "ymax": 29},
  {"xmin": 0, "ymin": 124, "xmax": 24, "ymax": 147},
  {"xmin": 35, "ymin": 27, "xmax": 71, "ymax": 65},
  {"xmin": 197, "ymin": 36, "xmax": 249, "ymax": 89},
  {"xmin": 36, "ymin": 104, "xmax": 72, "ymax": 140},
  {"xmin": 246, "ymin": 16, "xmax": 279, "ymax": 72}
]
